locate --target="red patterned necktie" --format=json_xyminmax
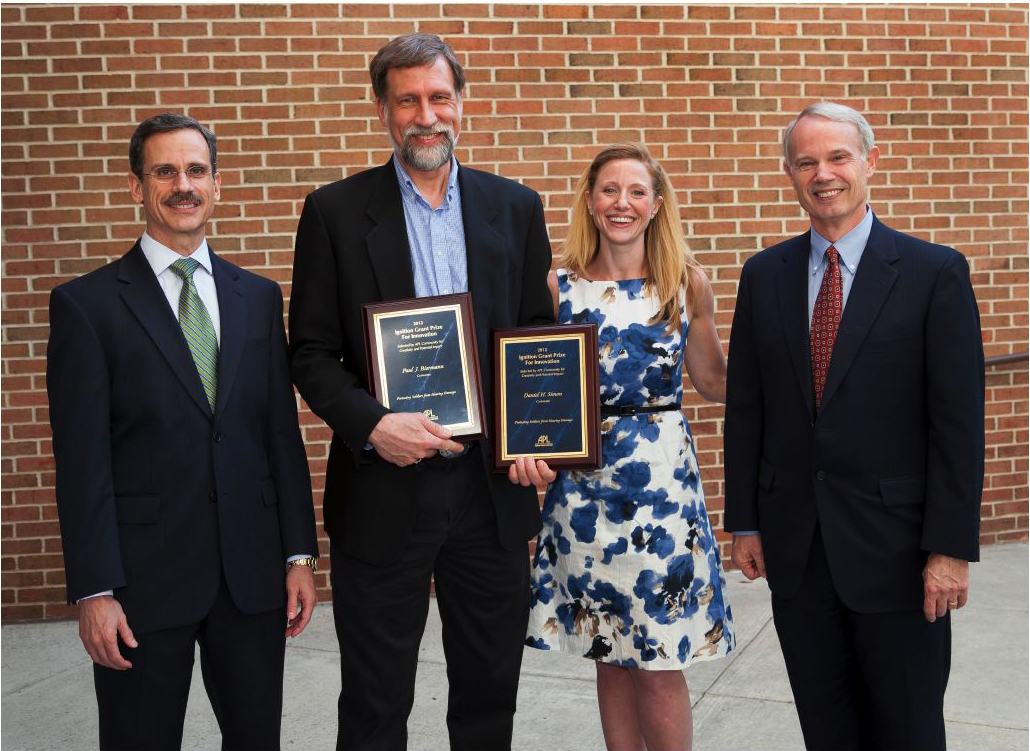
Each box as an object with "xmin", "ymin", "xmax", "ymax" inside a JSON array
[{"xmin": 810, "ymin": 245, "xmax": 842, "ymax": 410}]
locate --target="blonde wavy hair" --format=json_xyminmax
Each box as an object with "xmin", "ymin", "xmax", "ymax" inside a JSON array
[{"xmin": 560, "ymin": 143, "xmax": 704, "ymax": 330}]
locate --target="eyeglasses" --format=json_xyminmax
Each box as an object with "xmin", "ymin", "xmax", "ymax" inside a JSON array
[{"xmin": 142, "ymin": 166, "xmax": 214, "ymax": 182}]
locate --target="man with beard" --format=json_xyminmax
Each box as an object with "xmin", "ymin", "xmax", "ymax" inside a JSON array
[
  {"xmin": 288, "ymin": 33, "xmax": 553, "ymax": 751},
  {"xmin": 47, "ymin": 113, "xmax": 318, "ymax": 750}
]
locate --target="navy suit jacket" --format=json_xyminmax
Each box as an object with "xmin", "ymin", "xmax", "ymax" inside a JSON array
[
  {"xmin": 47, "ymin": 242, "xmax": 317, "ymax": 635},
  {"xmin": 724, "ymin": 217, "xmax": 985, "ymax": 613},
  {"xmin": 288, "ymin": 160, "xmax": 554, "ymax": 566}
]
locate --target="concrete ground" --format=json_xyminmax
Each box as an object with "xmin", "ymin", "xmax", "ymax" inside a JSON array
[{"xmin": 3, "ymin": 543, "xmax": 1026, "ymax": 750}]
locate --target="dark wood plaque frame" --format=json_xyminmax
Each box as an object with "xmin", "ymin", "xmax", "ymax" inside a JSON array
[
  {"xmin": 362, "ymin": 292, "xmax": 486, "ymax": 441},
  {"xmin": 492, "ymin": 322, "xmax": 600, "ymax": 472}
]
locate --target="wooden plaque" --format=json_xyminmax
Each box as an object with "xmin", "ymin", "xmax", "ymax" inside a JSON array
[
  {"xmin": 362, "ymin": 292, "xmax": 486, "ymax": 440},
  {"xmin": 492, "ymin": 323, "xmax": 600, "ymax": 471}
]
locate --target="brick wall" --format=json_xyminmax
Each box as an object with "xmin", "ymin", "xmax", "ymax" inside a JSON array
[{"xmin": 2, "ymin": 3, "xmax": 1027, "ymax": 621}]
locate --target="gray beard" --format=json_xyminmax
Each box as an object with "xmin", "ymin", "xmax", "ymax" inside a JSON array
[
  {"xmin": 401, "ymin": 140, "xmax": 452, "ymax": 171},
  {"xmin": 392, "ymin": 127, "xmax": 457, "ymax": 172}
]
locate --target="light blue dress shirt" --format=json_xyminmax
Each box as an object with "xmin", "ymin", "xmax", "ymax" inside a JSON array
[
  {"xmin": 734, "ymin": 207, "xmax": 874, "ymax": 538},
  {"xmin": 807, "ymin": 207, "xmax": 874, "ymax": 325},
  {"xmin": 361, "ymin": 157, "xmax": 470, "ymax": 455},
  {"xmin": 392, "ymin": 154, "xmax": 468, "ymax": 297}
]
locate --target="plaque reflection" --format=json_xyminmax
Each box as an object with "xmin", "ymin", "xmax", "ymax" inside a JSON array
[
  {"xmin": 493, "ymin": 322, "xmax": 600, "ymax": 470},
  {"xmin": 502, "ymin": 336, "xmax": 584, "ymax": 456},
  {"xmin": 374, "ymin": 305, "xmax": 473, "ymax": 431}
]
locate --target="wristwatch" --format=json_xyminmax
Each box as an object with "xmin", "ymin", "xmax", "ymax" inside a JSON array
[{"xmin": 287, "ymin": 557, "xmax": 317, "ymax": 571}]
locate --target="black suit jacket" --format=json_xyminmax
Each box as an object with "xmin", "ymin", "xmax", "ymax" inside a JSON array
[
  {"xmin": 724, "ymin": 217, "xmax": 985, "ymax": 613},
  {"xmin": 47, "ymin": 242, "xmax": 317, "ymax": 635},
  {"xmin": 289, "ymin": 160, "xmax": 554, "ymax": 566}
]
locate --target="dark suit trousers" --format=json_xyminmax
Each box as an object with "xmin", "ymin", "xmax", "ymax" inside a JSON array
[
  {"xmin": 771, "ymin": 529, "xmax": 951, "ymax": 751},
  {"xmin": 330, "ymin": 447, "xmax": 531, "ymax": 751},
  {"xmin": 93, "ymin": 575, "xmax": 286, "ymax": 751}
]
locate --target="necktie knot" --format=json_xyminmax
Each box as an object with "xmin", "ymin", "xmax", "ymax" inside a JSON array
[
  {"xmin": 825, "ymin": 245, "xmax": 839, "ymax": 265},
  {"xmin": 169, "ymin": 257, "xmax": 200, "ymax": 281}
]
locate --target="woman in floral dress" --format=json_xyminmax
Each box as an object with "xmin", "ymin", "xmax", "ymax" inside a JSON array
[{"xmin": 509, "ymin": 143, "xmax": 735, "ymax": 751}]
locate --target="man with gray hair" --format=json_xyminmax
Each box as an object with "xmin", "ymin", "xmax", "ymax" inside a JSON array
[
  {"xmin": 289, "ymin": 33, "xmax": 553, "ymax": 750},
  {"xmin": 724, "ymin": 102, "xmax": 984, "ymax": 749}
]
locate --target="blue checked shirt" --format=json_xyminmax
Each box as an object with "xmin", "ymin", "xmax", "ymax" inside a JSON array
[{"xmin": 392, "ymin": 154, "xmax": 468, "ymax": 297}]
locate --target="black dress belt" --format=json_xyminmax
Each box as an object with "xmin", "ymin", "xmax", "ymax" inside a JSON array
[{"xmin": 600, "ymin": 403, "xmax": 682, "ymax": 416}]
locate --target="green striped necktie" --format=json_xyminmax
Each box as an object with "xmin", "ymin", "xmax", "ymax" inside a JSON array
[{"xmin": 169, "ymin": 257, "xmax": 218, "ymax": 413}]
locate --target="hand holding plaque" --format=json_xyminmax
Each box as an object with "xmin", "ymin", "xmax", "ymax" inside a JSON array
[
  {"xmin": 362, "ymin": 293, "xmax": 486, "ymax": 441},
  {"xmin": 492, "ymin": 323, "xmax": 600, "ymax": 471}
]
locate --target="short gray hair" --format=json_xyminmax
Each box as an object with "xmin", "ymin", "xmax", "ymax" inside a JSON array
[
  {"xmin": 782, "ymin": 102, "xmax": 875, "ymax": 163},
  {"xmin": 369, "ymin": 33, "xmax": 465, "ymax": 103}
]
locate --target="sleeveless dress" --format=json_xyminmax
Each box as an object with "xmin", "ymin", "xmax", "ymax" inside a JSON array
[{"xmin": 525, "ymin": 270, "xmax": 736, "ymax": 669}]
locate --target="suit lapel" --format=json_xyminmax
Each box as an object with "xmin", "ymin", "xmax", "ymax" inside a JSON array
[
  {"xmin": 210, "ymin": 250, "xmax": 245, "ymax": 418},
  {"xmin": 365, "ymin": 160, "xmax": 416, "ymax": 301},
  {"xmin": 458, "ymin": 166, "xmax": 505, "ymax": 368},
  {"xmin": 820, "ymin": 217, "xmax": 899, "ymax": 411},
  {"xmin": 117, "ymin": 242, "xmax": 213, "ymax": 419},
  {"xmin": 776, "ymin": 233, "xmax": 815, "ymax": 420}
]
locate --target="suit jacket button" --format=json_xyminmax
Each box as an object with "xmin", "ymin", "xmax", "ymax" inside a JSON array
[
  {"xmin": 209, "ymin": 491, "xmax": 217, "ymax": 503},
  {"xmin": 815, "ymin": 470, "xmax": 825, "ymax": 481},
  {"xmin": 213, "ymin": 432, "xmax": 224, "ymax": 443}
]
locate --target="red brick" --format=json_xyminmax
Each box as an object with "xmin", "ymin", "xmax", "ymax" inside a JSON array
[{"xmin": 0, "ymin": 0, "xmax": 1026, "ymax": 621}]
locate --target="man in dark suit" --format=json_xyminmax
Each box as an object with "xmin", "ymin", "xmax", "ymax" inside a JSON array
[
  {"xmin": 288, "ymin": 33, "xmax": 552, "ymax": 751},
  {"xmin": 47, "ymin": 113, "xmax": 318, "ymax": 751},
  {"xmin": 724, "ymin": 102, "xmax": 984, "ymax": 750}
]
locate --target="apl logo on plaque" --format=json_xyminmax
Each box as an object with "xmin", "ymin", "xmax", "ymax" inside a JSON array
[
  {"xmin": 423, "ymin": 408, "xmax": 439, "ymax": 421},
  {"xmin": 534, "ymin": 435, "xmax": 553, "ymax": 448}
]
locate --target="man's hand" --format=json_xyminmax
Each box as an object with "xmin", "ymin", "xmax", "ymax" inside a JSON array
[
  {"xmin": 285, "ymin": 565, "xmax": 317, "ymax": 638},
  {"xmin": 731, "ymin": 534, "xmax": 767, "ymax": 580},
  {"xmin": 368, "ymin": 412, "xmax": 465, "ymax": 466},
  {"xmin": 922, "ymin": 553, "xmax": 969, "ymax": 623},
  {"xmin": 507, "ymin": 456, "xmax": 556, "ymax": 491},
  {"xmin": 78, "ymin": 596, "xmax": 136, "ymax": 670}
]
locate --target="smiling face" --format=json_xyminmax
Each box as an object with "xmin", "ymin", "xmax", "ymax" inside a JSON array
[
  {"xmin": 128, "ymin": 128, "xmax": 220, "ymax": 255},
  {"xmin": 587, "ymin": 158, "xmax": 663, "ymax": 254},
  {"xmin": 376, "ymin": 55, "xmax": 462, "ymax": 174},
  {"xmin": 784, "ymin": 115, "xmax": 878, "ymax": 240}
]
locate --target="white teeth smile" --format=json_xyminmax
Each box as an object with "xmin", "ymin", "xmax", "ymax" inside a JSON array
[
  {"xmin": 815, "ymin": 189, "xmax": 843, "ymax": 198},
  {"xmin": 608, "ymin": 216, "xmax": 634, "ymax": 224}
]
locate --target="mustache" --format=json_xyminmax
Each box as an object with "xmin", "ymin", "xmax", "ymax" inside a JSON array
[
  {"xmin": 402, "ymin": 124, "xmax": 454, "ymax": 143},
  {"xmin": 163, "ymin": 192, "xmax": 202, "ymax": 204}
]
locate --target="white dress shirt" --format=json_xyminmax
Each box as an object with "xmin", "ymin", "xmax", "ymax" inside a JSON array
[{"xmin": 140, "ymin": 232, "xmax": 221, "ymax": 344}]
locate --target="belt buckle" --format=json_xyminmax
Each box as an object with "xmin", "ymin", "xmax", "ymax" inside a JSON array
[{"xmin": 618, "ymin": 405, "xmax": 634, "ymax": 416}]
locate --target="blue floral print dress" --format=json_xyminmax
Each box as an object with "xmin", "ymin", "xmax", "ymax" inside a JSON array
[{"xmin": 525, "ymin": 270, "xmax": 736, "ymax": 669}]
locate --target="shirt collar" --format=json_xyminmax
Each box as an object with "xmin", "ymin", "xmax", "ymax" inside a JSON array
[
  {"xmin": 809, "ymin": 206, "xmax": 874, "ymax": 277},
  {"xmin": 392, "ymin": 153, "xmax": 460, "ymax": 208},
  {"xmin": 139, "ymin": 232, "xmax": 212, "ymax": 277}
]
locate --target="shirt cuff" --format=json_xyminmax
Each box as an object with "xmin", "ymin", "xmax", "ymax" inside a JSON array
[
  {"xmin": 77, "ymin": 590, "xmax": 114, "ymax": 603},
  {"xmin": 732, "ymin": 530, "xmax": 759, "ymax": 536}
]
